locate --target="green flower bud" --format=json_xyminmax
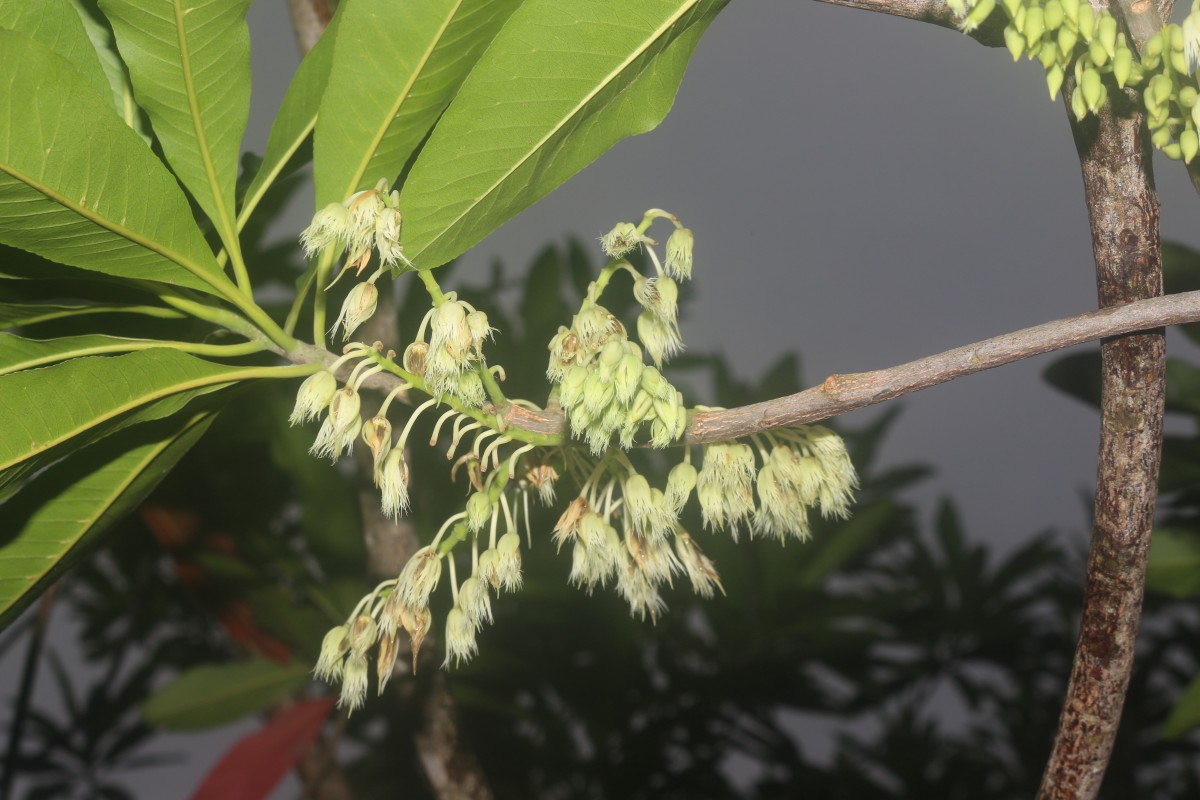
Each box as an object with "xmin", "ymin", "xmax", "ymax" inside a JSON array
[
  {"xmin": 1080, "ymin": 68, "xmax": 1104, "ymax": 113},
  {"xmin": 466, "ymin": 310, "xmax": 494, "ymax": 353},
  {"xmin": 1000, "ymin": 0, "xmax": 1021, "ymax": 18},
  {"xmin": 637, "ymin": 311, "xmax": 683, "ymax": 367},
  {"xmin": 1070, "ymin": 85, "xmax": 1088, "ymax": 122},
  {"xmin": 452, "ymin": 370, "xmax": 486, "ymax": 407},
  {"xmin": 348, "ymin": 613, "xmax": 378, "ymax": 657},
  {"xmin": 1037, "ymin": 41, "xmax": 1057, "ymax": 69},
  {"xmin": 1097, "ymin": 13, "xmax": 1117, "ymax": 57},
  {"xmin": 1046, "ymin": 64, "xmax": 1065, "ymax": 100},
  {"xmin": 1162, "ymin": 142, "xmax": 1184, "ymax": 160},
  {"xmin": 1192, "ymin": 101, "xmax": 1200, "ymax": 130},
  {"xmin": 614, "ymin": 352, "xmax": 644, "ymax": 404},
  {"xmin": 1076, "ymin": 3, "xmax": 1094, "ymax": 40},
  {"xmin": 665, "ymin": 462, "xmax": 698, "ymax": 513},
  {"xmin": 339, "ymin": 652, "xmax": 369, "ymax": 711},
  {"xmin": 396, "ymin": 546, "xmax": 442, "ymax": 610},
  {"xmin": 1087, "ymin": 37, "xmax": 1107, "ymax": 68},
  {"xmin": 1150, "ymin": 73, "xmax": 1174, "ymax": 109},
  {"xmin": 333, "ymin": 282, "xmax": 379, "ymax": 341},
  {"xmin": 559, "ymin": 364, "xmax": 589, "ymax": 409},
  {"xmin": 443, "ymin": 607, "xmax": 478, "ymax": 668},
  {"xmin": 1112, "ymin": 46, "xmax": 1132, "ymax": 88},
  {"xmin": 1171, "ymin": 49, "xmax": 1190, "ymax": 77},
  {"xmin": 375, "ymin": 206, "xmax": 407, "ymax": 270},
  {"xmin": 600, "ymin": 222, "xmax": 643, "ymax": 258},
  {"xmin": 458, "ymin": 576, "xmax": 493, "ymax": 630},
  {"xmin": 466, "ymin": 492, "xmax": 492, "ymax": 533},
  {"xmin": 1023, "ymin": 8, "xmax": 1045, "ymax": 49},
  {"xmin": 379, "ymin": 448, "xmax": 411, "ymax": 520},
  {"xmin": 1182, "ymin": 86, "xmax": 1199, "ymax": 108},
  {"xmin": 582, "ymin": 368, "xmax": 615, "ymax": 416},
  {"xmin": 1004, "ymin": 25, "xmax": 1025, "ymax": 61},
  {"xmin": 961, "ymin": 0, "xmax": 994, "ymax": 34},
  {"xmin": 495, "ymin": 531, "xmax": 523, "ymax": 591},
  {"xmin": 1060, "ymin": 0, "xmax": 1079, "ymax": 24},
  {"xmin": 311, "ymin": 386, "xmax": 362, "ymax": 461},
  {"xmin": 1057, "ymin": 26, "xmax": 1078, "ymax": 58},
  {"xmin": 314, "ymin": 624, "xmax": 350, "ymax": 682},
  {"xmin": 1043, "ymin": 0, "xmax": 1064, "ymax": 31},
  {"xmin": 1152, "ymin": 125, "xmax": 1174, "ymax": 149},
  {"xmin": 300, "ymin": 202, "xmax": 349, "ymax": 258},
  {"xmin": 664, "ymin": 227, "xmax": 694, "ymax": 279},
  {"xmin": 289, "ymin": 370, "xmax": 338, "ymax": 426},
  {"xmin": 1181, "ymin": 129, "xmax": 1199, "ymax": 163},
  {"xmin": 674, "ymin": 531, "xmax": 722, "ymax": 599}
]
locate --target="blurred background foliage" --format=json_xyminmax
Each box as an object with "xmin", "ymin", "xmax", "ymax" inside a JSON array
[{"xmin": 4, "ymin": 202, "xmax": 1200, "ymax": 799}]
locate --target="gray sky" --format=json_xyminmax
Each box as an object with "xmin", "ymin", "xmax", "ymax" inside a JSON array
[{"xmin": 11, "ymin": 1, "xmax": 1200, "ymax": 795}]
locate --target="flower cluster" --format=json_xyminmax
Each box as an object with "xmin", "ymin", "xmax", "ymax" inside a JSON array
[
  {"xmin": 950, "ymin": 0, "xmax": 1200, "ymax": 162},
  {"xmin": 404, "ymin": 293, "xmax": 494, "ymax": 406}
]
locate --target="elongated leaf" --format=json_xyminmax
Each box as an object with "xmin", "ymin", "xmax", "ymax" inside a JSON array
[
  {"xmin": 400, "ymin": 0, "xmax": 727, "ymax": 269},
  {"xmin": 0, "ymin": 302, "xmax": 184, "ymax": 329},
  {"xmin": 68, "ymin": 0, "xmax": 153, "ymax": 141},
  {"xmin": 0, "ymin": 31, "xmax": 229, "ymax": 294},
  {"xmin": 99, "ymin": 0, "xmax": 251, "ymax": 259},
  {"xmin": 239, "ymin": 6, "xmax": 342, "ymax": 223},
  {"xmin": 0, "ymin": 0, "xmax": 110, "ymax": 97},
  {"xmin": 0, "ymin": 333, "xmax": 203, "ymax": 376},
  {"xmin": 313, "ymin": 0, "xmax": 519, "ymax": 207},
  {"xmin": 0, "ymin": 349, "xmax": 273, "ymax": 494},
  {"xmin": 0, "ymin": 412, "xmax": 214, "ymax": 626},
  {"xmin": 141, "ymin": 658, "xmax": 311, "ymax": 731}
]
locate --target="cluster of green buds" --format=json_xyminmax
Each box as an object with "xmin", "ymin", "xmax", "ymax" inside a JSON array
[
  {"xmin": 950, "ymin": 0, "xmax": 1200, "ymax": 162},
  {"xmin": 552, "ymin": 458, "xmax": 722, "ymax": 621},
  {"xmin": 292, "ymin": 200, "xmax": 860, "ymax": 711},
  {"xmin": 692, "ymin": 425, "xmax": 857, "ymax": 542},
  {"xmin": 546, "ymin": 211, "xmax": 694, "ymax": 454},
  {"xmin": 404, "ymin": 292, "xmax": 494, "ymax": 406},
  {"xmin": 301, "ymin": 179, "xmax": 413, "ymax": 340}
]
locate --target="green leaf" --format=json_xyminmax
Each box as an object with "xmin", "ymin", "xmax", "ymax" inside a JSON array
[
  {"xmin": 400, "ymin": 0, "xmax": 727, "ymax": 269},
  {"xmin": 1145, "ymin": 527, "xmax": 1200, "ymax": 599},
  {"xmin": 1163, "ymin": 671, "xmax": 1200, "ymax": 739},
  {"xmin": 0, "ymin": 0, "xmax": 110, "ymax": 97},
  {"xmin": 141, "ymin": 658, "xmax": 311, "ymax": 730},
  {"xmin": 313, "ymin": 0, "xmax": 520, "ymax": 208},
  {"xmin": 0, "ymin": 31, "xmax": 230, "ymax": 295},
  {"xmin": 0, "ymin": 349, "xmax": 276, "ymax": 495},
  {"xmin": 239, "ymin": 4, "xmax": 342, "ymax": 225},
  {"xmin": 0, "ymin": 412, "xmax": 214, "ymax": 626},
  {"xmin": 99, "ymin": 0, "xmax": 251, "ymax": 260},
  {"xmin": 0, "ymin": 302, "xmax": 184, "ymax": 329},
  {"xmin": 68, "ymin": 0, "xmax": 153, "ymax": 141},
  {"xmin": 0, "ymin": 333, "xmax": 256, "ymax": 376}
]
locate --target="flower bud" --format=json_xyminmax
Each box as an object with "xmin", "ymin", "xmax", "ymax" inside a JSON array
[
  {"xmin": 314, "ymin": 624, "xmax": 350, "ymax": 682},
  {"xmin": 401, "ymin": 605, "xmax": 432, "ymax": 672},
  {"xmin": 379, "ymin": 447, "xmax": 411, "ymax": 519},
  {"xmin": 396, "ymin": 546, "xmax": 442, "ymax": 610},
  {"xmin": 616, "ymin": 555, "xmax": 666, "ymax": 622},
  {"xmin": 466, "ymin": 492, "xmax": 492, "ymax": 533},
  {"xmin": 665, "ymin": 462, "xmax": 697, "ymax": 512},
  {"xmin": 362, "ymin": 415, "xmax": 393, "ymax": 476},
  {"xmin": 1004, "ymin": 25, "xmax": 1025, "ymax": 61},
  {"xmin": 582, "ymin": 368, "xmax": 615, "ymax": 416},
  {"xmin": 452, "ymin": 369, "xmax": 486, "ymax": 406},
  {"xmin": 300, "ymin": 202, "xmax": 349, "ymax": 257},
  {"xmin": 637, "ymin": 311, "xmax": 683, "ymax": 367},
  {"xmin": 674, "ymin": 532, "xmax": 723, "ymax": 598},
  {"xmin": 443, "ymin": 607, "xmax": 478, "ymax": 667},
  {"xmin": 600, "ymin": 222, "xmax": 642, "ymax": 258},
  {"xmin": 495, "ymin": 531, "xmax": 523, "ymax": 591},
  {"xmin": 466, "ymin": 310, "xmax": 494, "ymax": 352},
  {"xmin": 376, "ymin": 632, "xmax": 400, "ymax": 694},
  {"xmin": 374, "ymin": 206, "xmax": 407, "ymax": 269},
  {"xmin": 458, "ymin": 576, "xmax": 493, "ymax": 630},
  {"xmin": 1097, "ymin": 13, "xmax": 1117, "ymax": 58},
  {"xmin": 310, "ymin": 387, "xmax": 362, "ymax": 461},
  {"xmin": 339, "ymin": 653, "xmax": 369, "ymax": 711},
  {"xmin": 289, "ymin": 371, "xmax": 337, "ymax": 426},
  {"xmin": 664, "ymin": 227, "xmax": 693, "ymax": 279}
]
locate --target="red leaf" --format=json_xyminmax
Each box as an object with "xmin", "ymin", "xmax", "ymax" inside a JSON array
[{"xmin": 190, "ymin": 697, "xmax": 335, "ymax": 800}]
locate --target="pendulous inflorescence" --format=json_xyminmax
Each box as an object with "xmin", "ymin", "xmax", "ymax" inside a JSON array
[
  {"xmin": 951, "ymin": 0, "xmax": 1200, "ymax": 162},
  {"xmin": 290, "ymin": 188, "xmax": 859, "ymax": 712}
]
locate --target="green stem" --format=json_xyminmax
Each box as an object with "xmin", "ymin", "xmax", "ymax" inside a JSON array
[
  {"xmin": 286, "ymin": 266, "xmax": 318, "ymax": 336},
  {"xmin": 357, "ymin": 349, "xmax": 560, "ymax": 447},
  {"xmin": 479, "ymin": 362, "xmax": 507, "ymax": 408},
  {"xmin": 313, "ymin": 249, "xmax": 337, "ymax": 349},
  {"xmin": 417, "ymin": 269, "xmax": 446, "ymax": 304}
]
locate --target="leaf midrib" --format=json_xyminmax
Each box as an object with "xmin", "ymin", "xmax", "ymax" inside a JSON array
[
  {"xmin": 411, "ymin": 0, "xmax": 699, "ymax": 261},
  {"xmin": 0, "ymin": 360, "xmax": 267, "ymax": 473},
  {"xmin": 340, "ymin": 0, "xmax": 465, "ymax": 200}
]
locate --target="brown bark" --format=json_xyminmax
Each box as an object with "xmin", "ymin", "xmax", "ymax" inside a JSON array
[{"xmin": 1036, "ymin": 42, "xmax": 1166, "ymax": 800}]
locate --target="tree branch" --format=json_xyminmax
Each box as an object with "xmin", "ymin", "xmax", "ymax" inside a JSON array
[
  {"xmin": 811, "ymin": 0, "xmax": 1008, "ymax": 45},
  {"xmin": 282, "ymin": 289, "xmax": 1200, "ymax": 445},
  {"xmin": 1036, "ymin": 15, "xmax": 1166, "ymax": 797}
]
